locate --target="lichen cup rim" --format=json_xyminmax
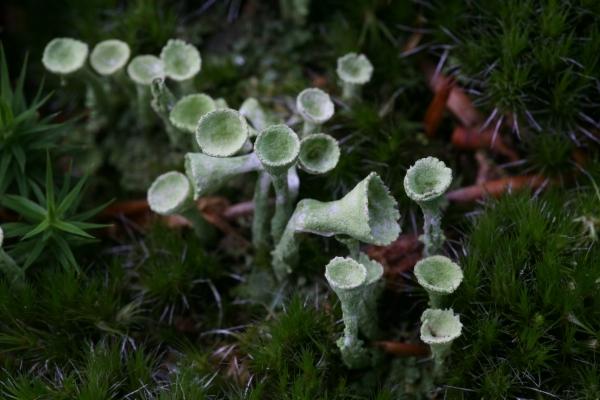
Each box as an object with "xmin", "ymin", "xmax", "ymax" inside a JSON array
[
  {"xmin": 0, "ymin": 226, "xmax": 3, "ymax": 248},
  {"xmin": 336, "ymin": 52, "xmax": 374, "ymax": 85},
  {"xmin": 420, "ymin": 308, "xmax": 463, "ymax": 344},
  {"xmin": 147, "ymin": 171, "xmax": 192, "ymax": 215},
  {"xmin": 195, "ymin": 109, "xmax": 249, "ymax": 157},
  {"xmin": 254, "ymin": 124, "xmax": 300, "ymax": 174},
  {"xmin": 127, "ymin": 55, "xmax": 165, "ymax": 85},
  {"xmin": 90, "ymin": 39, "xmax": 131, "ymax": 75},
  {"xmin": 298, "ymin": 133, "xmax": 340, "ymax": 174},
  {"xmin": 169, "ymin": 93, "xmax": 216, "ymax": 133},
  {"xmin": 42, "ymin": 37, "xmax": 89, "ymax": 75},
  {"xmin": 325, "ymin": 256, "xmax": 367, "ymax": 290},
  {"xmin": 414, "ymin": 255, "xmax": 463, "ymax": 294},
  {"xmin": 160, "ymin": 38, "xmax": 202, "ymax": 81},
  {"xmin": 296, "ymin": 88, "xmax": 335, "ymax": 124},
  {"xmin": 360, "ymin": 172, "xmax": 401, "ymax": 245},
  {"xmin": 403, "ymin": 156, "xmax": 453, "ymax": 203}
]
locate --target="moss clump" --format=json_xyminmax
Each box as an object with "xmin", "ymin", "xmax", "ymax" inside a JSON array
[{"xmin": 447, "ymin": 190, "xmax": 600, "ymax": 398}]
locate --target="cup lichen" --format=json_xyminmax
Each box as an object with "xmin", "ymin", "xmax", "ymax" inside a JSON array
[
  {"xmin": 404, "ymin": 157, "xmax": 452, "ymax": 256},
  {"xmin": 90, "ymin": 39, "xmax": 131, "ymax": 76},
  {"xmin": 296, "ymin": 88, "xmax": 334, "ymax": 136},
  {"xmin": 336, "ymin": 53, "xmax": 373, "ymax": 101},
  {"xmin": 414, "ymin": 255, "xmax": 463, "ymax": 308}
]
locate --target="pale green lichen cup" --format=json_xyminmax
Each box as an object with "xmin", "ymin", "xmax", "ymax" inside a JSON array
[
  {"xmin": 169, "ymin": 94, "xmax": 216, "ymax": 134},
  {"xmin": 147, "ymin": 171, "xmax": 215, "ymax": 243},
  {"xmin": 404, "ymin": 157, "xmax": 452, "ymax": 203},
  {"xmin": 160, "ymin": 39, "xmax": 202, "ymax": 82},
  {"xmin": 404, "ymin": 157, "xmax": 452, "ymax": 256},
  {"xmin": 420, "ymin": 308, "xmax": 462, "ymax": 374},
  {"xmin": 336, "ymin": 53, "xmax": 373, "ymax": 100},
  {"xmin": 325, "ymin": 256, "xmax": 370, "ymax": 369},
  {"xmin": 296, "ymin": 88, "xmax": 334, "ymax": 136},
  {"xmin": 42, "ymin": 38, "xmax": 89, "ymax": 75},
  {"xmin": 255, "ymin": 124, "xmax": 301, "ymax": 240},
  {"xmin": 254, "ymin": 124, "xmax": 300, "ymax": 175},
  {"xmin": 195, "ymin": 109, "xmax": 249, "ymax": 157},
  {"xmin": 414, "ymin": 255, "xmax": 463, "ymax": 307},
  {"xmin": 127, "ymin": 55, "xmax": 165, "ymax": 85},
  {"xmin": 147, "ymin": 171, "xmax": 194, "ymax": 216},
  {"xmin": 90, "ymin": 39, "xmax": 131, "ymax": 76},
  {"xmin": 298, "ymin": 133, "xmax": 340, "ymax": 174}
]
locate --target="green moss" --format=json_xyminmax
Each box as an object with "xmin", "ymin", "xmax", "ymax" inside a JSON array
[{"xmin": 447, "ymin": 190, "xmax": 600, "ymax": 398}]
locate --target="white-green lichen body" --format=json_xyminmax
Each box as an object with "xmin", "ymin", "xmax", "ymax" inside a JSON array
[
  {"xmin": 298, "ymin": 133, "xmax": 340, "ymax": 174},
  {"xmin": 127, "ymin": 55, "xmax": 165, "ymax": 85},
  {"xmin": 195, "ymin": 109, "xmax": 249, "ymax": 157},
  {"xmin": 414, "ymin": 255, "xmax": 463, "ymax": 307},
  {"xmin": 420, "ymin": 308, "xmax": 462, "ymax": 373},
  {"xmin": 254, "ymin": 125, "xmax": 301, "ymax": 241},
  {"xmin": 170, "ymin": 94, "xmax": 216, "ymax": 133},
  {"xmin": 296, "ymin": 88, "xmax": 334, "ymax": 136},
  {"xmin": 42, "ymin": 38, "xmax": 89, "ymax": 75},
  {"xmin": 160, "ymin": 39, "xmax": 201, "ymax": 81},
  {"xmin": 272, "ymin": 172, "xmax": 400, "ymax": 279},
  {"xmin": 184, "ymin": 152, "xmax": 262, "ymax": 199},
  {"xmin": 404, "ymin": 157, "xmax": 452, "ymax": 256},
  {"xmin": 337, "ymin": 53, "xmax": 373, "ymax": 85},
  {"xmin": 147, "ymin": 171, "xmax": 193, "ymax": 215},
  {"xmin": 90, "ymin": 39, "xmax": 131, "ymax": 75}
]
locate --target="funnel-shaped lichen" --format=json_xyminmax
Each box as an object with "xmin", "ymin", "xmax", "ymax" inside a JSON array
[
  {"xmin": 147, "ymin": 171, "xmax": 215, "ymax": 243},
  {"xmin": 325, "ymin": 256, "xmax": 370, "ymax": 369},
  {"xmin": 414, "ymin": 255, "xmax": 463, "ymax": 308},
  {"xmin": 161, "ymin": 39, "xmax": 202, "ymax": 82},
  {"xmin": 420, "ymin": 308, "xmax": 462, "ymax": 374},
  {"xmin": 184, "ymin": 152, "xmax": 262, "ymax": 199},
  {"xmin": 128, "ymin": 55, "xmax": 165, "ymax": 126},
  {"xmin": 298, "ymin": 133, "xmax": 340, "ymax": 175},
  {"xmin": 296, "ymin": 88, "xmax": 334, "ymax": 136},
  {"xmin": 336, "ymin": 53, "xmax": 373, "ymax": 101},
  {"xmin": 254, "ymin": 124, "xmax": 300, "ymax": 241},
  {"xmin": 272, "ymin": 172, "xmax": 400, "ymax": 280},
  {"xmin": 195, "ymin": 109, "xmax": 249, "ymax": 157},
  {"xmin": 404, "ymin": 157, "xmax": 452, "ymax": 256},
  {"xmin": 42, "ymin": 38, "xmax": 89, "ymax": 75},
  {"xmin": 90, "ymin": 39, "xmax": 131, "ymax": 76},
  {"xmin": 170, "ymin": 94, "xmax": 216, "ymax": 134}
]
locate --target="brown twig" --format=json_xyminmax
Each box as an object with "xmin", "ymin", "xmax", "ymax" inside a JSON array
[
  {"xmin": 374, "ymin": 341, "xmax": 429, "ymax": 357},
  {"xmin": 446, "ymin": 175, "xmax": 547, "ymax": 203},
  {"xmin": 452, "ymin": 125, "xmax": 519, "ymax": 161}
]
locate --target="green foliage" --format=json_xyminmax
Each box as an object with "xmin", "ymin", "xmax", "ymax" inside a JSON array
[
  {"xmin": 1, "ymin": 155, "xmax": 107, "ymax": 271},
  {"xmin": 431, "ymin": 0, "xmax": 600, "ymax": 141},
  {"xmin": 0, "ymin": 45, "xmax": 67, "ymax": 195},
  {"xmin": 447, "ymin": 190, "xmax": 600, "ymax": 398}
]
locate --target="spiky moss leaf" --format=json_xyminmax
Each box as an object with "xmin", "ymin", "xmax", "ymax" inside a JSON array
[
  {"xmin": 0, "ymin": 263, "xmax": 140, "ymax": 366},
  {"xmin": 133, "ymin": 222, "xmax": 224, "ymax": 324},
  {"xmin": 239, "ymin": 296, "xmax": 353, "ymax": 399},
  {"xmin": 430, "ymin": 0, "xmax": 600, "ymax": 140},
  {"xmin": 446, "ymin": 190, "xmax": 600, "ymax": 398}
]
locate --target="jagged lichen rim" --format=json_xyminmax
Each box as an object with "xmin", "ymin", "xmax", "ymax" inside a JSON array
[
  {"xmin": 420, "ymin": 308, "xmax": 463, "ymax": 344},
  {"xmin": 169, "ymin": 93, "xmax": 216, "ymax": 133},
  {"xmin": 195, "ymin": 109, "xmax": 249, "ymax": 157},
  {"xmin": 364, "ymin": 172, "xmax": 401, "ymax": 245},
  {"xmin": 404, "ymin": 156, "xmax": 453, "ymax": 202},
  {"xmin": 414, "ymin": 255, "xmax": 463, "ymax": 294},
  {"xmin": 160, "ymin": 38, "xmax": 201, "ymax": 81},
  {"xmin": 358, "ymin": 253, "xmax": 384, "ymax": 285},
  {"xmin": 127, "ymin": 55, "xmax": 165, "ymax": 85},
  {"xmin": 298, "ymin": 133, "xmax": 340, "ymax": 174},
  {"xmin": 254, "ymin": 124, "xmax": 300, "ymax": 170},
  {"xmin": 42, "ymin": 38, "xmax": 89, "ymax": 75},
  {"xmin": 147, "ymin": 171, "xmax": 191, "ymax": 215},
  {"xmin": 336, "ymin": 52, "xmax": 373, "ymax": 85},
  {"xmin": 296, "ymin": 88, "xmax": 335, "ymax": 124},
  {"xmin": 325, "ymin": 257, "xmax": 367, "ymax": 290},
  {"xmin": 90, "ymin": 39, "xmax": 131, "ymax": 75}
]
